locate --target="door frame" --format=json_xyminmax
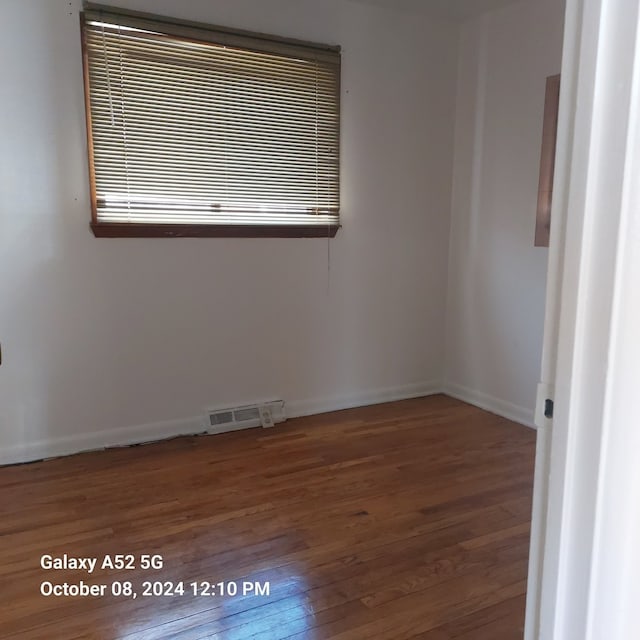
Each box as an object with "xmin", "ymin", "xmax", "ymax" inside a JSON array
[{"xmin": 525, "ymin": 0, "xmax": 640, "ymax": 637}]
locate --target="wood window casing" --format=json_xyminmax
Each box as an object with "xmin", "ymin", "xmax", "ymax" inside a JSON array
[{"xmin": 535, "ymin": 74, "xmax": 561, "ymax": 247}]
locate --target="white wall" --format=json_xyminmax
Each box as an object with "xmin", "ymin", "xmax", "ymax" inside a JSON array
[
  {"xmin": 0, "ymin": 0, "xmax": 458, "ymax": 463},
  {"xmin": 444, "ymin": 0, "xmax": 565, "ymax": 426}
]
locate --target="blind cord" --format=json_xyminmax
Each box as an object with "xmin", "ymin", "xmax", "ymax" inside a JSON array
[
  {"xmin": 101, "ymin": 22, "xmax": 115, "ymax": 126},
  {"xmin": 117, "ymin": 25, "xmax": 132, "ymax": 217},
  {"xmin": 327, "ymin": 229, "xmax": 331, "ymax": 296}
]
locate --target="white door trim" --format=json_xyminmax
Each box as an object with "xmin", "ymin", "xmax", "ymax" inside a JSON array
[{"xmin": 525, "ymin": 0, "xmax": 640, "ymax": 638}]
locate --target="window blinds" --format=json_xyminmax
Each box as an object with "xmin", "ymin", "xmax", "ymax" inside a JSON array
[{"xmin": 81, "ymin": 7, "xmax": 341, "ymax": 234}]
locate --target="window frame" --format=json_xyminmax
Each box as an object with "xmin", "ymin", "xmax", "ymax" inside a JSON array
[{"xmin": 79, "ymin": 4, "xmax": 341, "ymax": 239}]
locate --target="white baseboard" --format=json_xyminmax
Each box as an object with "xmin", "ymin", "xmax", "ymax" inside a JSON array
[
  {"xmin": 0, "ymin": 380, "xmax": 442, "ymax": 466},
  {"xmin": 286, "ymin": 380, "xmax": 442, "ymax": 419},
  {"xmin": 0, "ymin": 415, "xmax": 206, "ymax": 467},
  {"xmin": 443, "ymin": 381, "xmax": 536, "ymax": 429},
  {"xmin": 0, "ymin": 380, "xmax": 532, "ymax": 466}
]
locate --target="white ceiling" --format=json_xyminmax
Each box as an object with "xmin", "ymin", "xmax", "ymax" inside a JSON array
[{"xmin": 350, "ymin": 0, "xmax": 522, "ymax": 22}]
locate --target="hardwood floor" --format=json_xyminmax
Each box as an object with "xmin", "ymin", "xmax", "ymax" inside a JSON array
[{"xmin": 0, "ymin": 395, "xmax": 536, "ymax": 639}]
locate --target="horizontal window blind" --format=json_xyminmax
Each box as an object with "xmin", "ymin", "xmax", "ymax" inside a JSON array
[{"xmin": 81, "ymin": 7, "xmax": 341, "ymax": 232}]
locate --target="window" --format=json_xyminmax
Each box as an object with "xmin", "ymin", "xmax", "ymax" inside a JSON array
[{"xmin": 80, "ymin": 5, "xmax": 341, "ymax": 237}]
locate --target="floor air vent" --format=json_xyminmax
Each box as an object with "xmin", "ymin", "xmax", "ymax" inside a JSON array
[{"xmin": 206, "ymin": 401, "xmax": 285, "ymax": 434}]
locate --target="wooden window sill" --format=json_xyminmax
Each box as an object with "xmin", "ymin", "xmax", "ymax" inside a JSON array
[{"xmin": 90, "ymin": 222, "xmax": 341, "ymax": 238}]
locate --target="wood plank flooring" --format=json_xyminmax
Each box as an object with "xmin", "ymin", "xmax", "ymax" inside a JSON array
[{"xmin": 0, "ymin": 395, "xmax": 536, "ymax": 639}]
